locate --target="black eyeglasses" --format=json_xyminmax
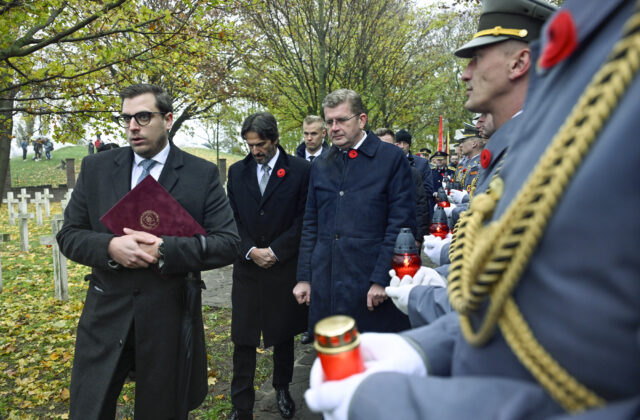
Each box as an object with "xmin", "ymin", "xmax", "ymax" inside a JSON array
[
  {"xmin": 115, "ymin": 111, "xmax": 166, "ymax": 128},
  {"xmin": 325, "ymin": 114, "xmax": 359, "ymax": 127}
]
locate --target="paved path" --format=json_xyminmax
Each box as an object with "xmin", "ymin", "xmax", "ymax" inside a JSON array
[{"xmin": 202, "ymin": 266, "xmax": 322, "ymax": 420}]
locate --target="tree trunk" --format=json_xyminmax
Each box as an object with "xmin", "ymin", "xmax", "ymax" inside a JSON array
[
  {"xmin": 317, "ymin": 0, "xmax": 327, "ymax": 117},
  {"xmin": 0, "ymin": 91, "xmax": 16, "ymax": 201}
]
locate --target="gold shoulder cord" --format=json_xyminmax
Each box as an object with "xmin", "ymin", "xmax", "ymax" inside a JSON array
[
  {"xmin": 469, "ymin": 175, "xmax": 479, "ymax": 198},
  {"xmin": 447, "ymin": 3, "xmax": 640, "ymax": 413}
]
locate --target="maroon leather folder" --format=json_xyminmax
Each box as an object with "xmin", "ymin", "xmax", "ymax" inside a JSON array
[{"xmin": 100, "ymin": 175, "xmax": 206, "ymax": 237}]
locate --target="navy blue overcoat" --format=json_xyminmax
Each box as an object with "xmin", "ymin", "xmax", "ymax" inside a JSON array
[{"xmin": 297, "ymin": 133, "xmax": 415, "ymax": 332}]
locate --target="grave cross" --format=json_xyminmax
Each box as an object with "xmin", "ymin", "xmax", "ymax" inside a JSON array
[
  {"xmin": 18, "ymin": 201, "xmax": 34, "ymax": 252},
  {"xmin": 0, "ymin": 233, "xmax": 11, "ymax": 293},
  {"xmin": 17, "ymin": 188, "xmax": 31, "ymax": 206},
  {"xmin": 40, "ymin": 215, "xmax": 68, "ymax": 301},
  {"xmin": 31, "ymin": 192, "xmax": 44, "ymax": 226},
  {"xmin": 3, "ymin": 192, "xmax": 19, "ymax": 225},
  {"xmin": 60, "ymin": 188, "xmax": 73, "ymax": 212},
  {"xmin": 42, "ymin": 188, "xmax": 54, "ymax": 217}
]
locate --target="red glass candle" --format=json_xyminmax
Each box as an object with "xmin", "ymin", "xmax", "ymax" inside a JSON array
[
  {"xmin": 314, "ymin": 315, "xmax": 365, "ymax": 381},
  {"xmin": 429, "ymin": 223, "xmax": 449, "ymax": 239},
  {"xmin": 392, "ymin": 227, "xmax": 422, "ymax": 278},
  {"xmin": 392, "ymin": 252, "xmax": 421, "ymax": 278}
]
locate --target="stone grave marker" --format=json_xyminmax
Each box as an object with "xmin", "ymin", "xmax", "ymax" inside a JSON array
[
  {"xmin": 42, "ymin": 188, "xmax": 54, "ymax": 217},
  {"xmin": 40, "ymin": 215, "xmax": 68, "ymax": 301},
  {"xmin": 17, "ymin": 188, "xmax": 31, "ymax": 206},
  {"xmin": 60, "ymin": 188, "xmax": 73, "ymax": 212},
  {"xmin": 3, "ymin": 191, "xmax": 19, "ymax": 225},
  {"xmin": 31, "ymin": 192, "xmax": 44, "ymax": 225},
  {"xmin": 0, "ymin": 233, "xmax": 10, "ymax": 293},
  {"xmin": 18, "ymin": 201, "xmax": 34, "ymax": 252}
]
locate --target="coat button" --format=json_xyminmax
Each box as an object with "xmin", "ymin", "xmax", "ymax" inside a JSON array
[
  {"xmin": 119, "ymin": 339, "xmax": 123, "ymax": 347},
  {"xmin": 339, "ymin": 191, "xmax": 344, "ymax": 196},
  {"xmin": 133, "ymin": 288, "xmax": 140, "ymax": 296},
  {"xmin": 335, "ymin": 234, "xmax": 339, "ymax": 240},
  {"xmin": 259, "ymin": 210, "xmax": 265, "ymax": 216}
]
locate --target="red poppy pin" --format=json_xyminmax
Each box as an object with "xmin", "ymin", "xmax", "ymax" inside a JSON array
[
  {"xmin": 348, "ymin": 150, "xmax": 358, "ymax": 159},
  {"xmin": 539, "ymin": 10, "xmax": 578, "ymax": 70},
  {"xmin": 462, "ymin": 168, "xmax": 467, "ymax": 173},
  {"xmin": 277, "ymin": 168, "xmax": 286, "ymax": 178},
  {"xmin": 480, "ymin": 149, "xmax": 492, "ymax": 169}
]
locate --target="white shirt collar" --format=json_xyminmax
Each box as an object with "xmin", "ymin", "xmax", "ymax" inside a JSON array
[
  {"xmin": 305, "ymin": 148, "xmax": 322, "ymax": 159},
  {"xmin": 133, "ymin": 141, "xmax": 170, "ymax": 166},
  {"xmin": 352, "ymin": 131, "xmax": 367, "ymax": 150}
]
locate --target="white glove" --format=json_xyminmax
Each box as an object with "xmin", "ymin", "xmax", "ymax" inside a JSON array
[
  {"xmin": 448, "ymin": 189, "xmax": 468, "ymax": 204},
  {"xmin": 305, "ymin": 333, "xmax": 427, "ymax": 420},
  {"xmin": 423, "ymin": 234, "xmax": 452, "ymax": 265},
  {"xmin": 385, "ymin": 268, "xmax": 447, "ymax": 314},
  {"xmin": 443, "ymin": 203, "xmax": 456, "ymax": 217}
]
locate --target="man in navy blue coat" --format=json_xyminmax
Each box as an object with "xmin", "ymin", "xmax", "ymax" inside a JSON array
[{"xmin": 294, "ymin": 89, "xmax": 415, "ymax": 333}]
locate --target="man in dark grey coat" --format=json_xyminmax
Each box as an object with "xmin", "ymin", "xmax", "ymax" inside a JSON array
[
  {"xmin": 57, "ymin": 84, "xmax": 240, "ymax": 419},
  {"xmin": 227, "ymin": 112, "xmax": 310, "ymax": 420}
]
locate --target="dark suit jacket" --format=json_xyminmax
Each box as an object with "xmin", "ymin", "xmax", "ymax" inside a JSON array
[
  {"xmin": 227, "ymin": 146, "xmax": 310, "ymax": 347},
  {"xmin": 57, "ymin": 144, "xmax": 240, "ymax": 419}
]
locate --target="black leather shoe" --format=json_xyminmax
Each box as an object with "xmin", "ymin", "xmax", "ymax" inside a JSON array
[
  {"xmin": 275, "ymin": 387, "xmax": 295, "ymax": 419},
  {"xmin": 300, "ymin": 331, "xmax": 313, "ymax": 344},
  {"xmin": 228, "ymin": 408, "xmax": 252, "ymax": 420}
]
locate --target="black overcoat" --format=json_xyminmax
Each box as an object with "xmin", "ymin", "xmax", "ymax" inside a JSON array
[
  {"xmin": 227, "ymin": 147, "xmax": 310, "ymax": 347},
  {"xmin": 56, "ymin": 145, "xmax": 240, "ymax": 419}
]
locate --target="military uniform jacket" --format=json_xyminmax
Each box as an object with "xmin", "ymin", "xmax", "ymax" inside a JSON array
[
  {"xmin": 350, "ymin": 1, "xmax": 640, "ymax": 418},
  {"xmin": 431, "ymin": 165, "xmax": 455, "ymax": 192},
  {"xmin": 57, "ymin": 145, "xmax": 240, "ymax": 419},
  {"xmin": 461, "ymin": 153, "xmax": 481, "ymax": 193},
  {"xmin": 297, "ymin": 133, "xmax": 415, "ymax": 333},
  {"xmin": 227, "ymin": 147, "xmax": 310, "ymax": 347}
]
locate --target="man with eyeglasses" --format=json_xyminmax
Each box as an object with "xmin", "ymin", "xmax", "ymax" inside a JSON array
[
  {"xmin": 57, "ymin": 83, "xmax": 240, "ymax": 419},
  {"xmin": 294, "ymin": 89, "xmax": 415, "ymax": 335}
]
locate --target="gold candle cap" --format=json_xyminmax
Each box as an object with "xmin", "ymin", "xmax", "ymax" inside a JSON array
[{"xmin": 313, "ymin": 315, "xmax": 361, "ymax": 355}]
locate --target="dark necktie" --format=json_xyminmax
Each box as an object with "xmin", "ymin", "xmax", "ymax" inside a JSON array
[{"xmin": 308, "ymin": 155, "xmax": 315, "ymax": 162}]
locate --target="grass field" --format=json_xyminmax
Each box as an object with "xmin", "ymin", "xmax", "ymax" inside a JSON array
[
  {"xmin": 11, "ymin": 145, "xmax": 244, "ymax": 188},
  {"xmin": 1, "ymin": 147, "xmax": 277, "ymax": 419}
]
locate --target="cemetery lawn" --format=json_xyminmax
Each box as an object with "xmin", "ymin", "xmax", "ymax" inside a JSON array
[
  {"xmin": 11, "ymin": 145, "xmax": 243, "ymax": 187},
  {"xmin": 1, "ymin": 153, "xmax": 272, "ymax": 419}
]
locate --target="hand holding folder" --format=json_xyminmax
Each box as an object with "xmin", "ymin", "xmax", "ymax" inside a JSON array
[{"xmin": 100, "ymin": 176, "xmax": 206, "ymax": 237}]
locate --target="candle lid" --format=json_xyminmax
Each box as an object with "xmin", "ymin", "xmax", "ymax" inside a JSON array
[{"xmin": 314, "ymin": 315, "xmax": 361, "ymax": 354}]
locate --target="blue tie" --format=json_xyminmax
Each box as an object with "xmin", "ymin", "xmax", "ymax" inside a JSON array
[{"xmin": 136, "ymin": 159, "xmax": 157, "ymax": 185}]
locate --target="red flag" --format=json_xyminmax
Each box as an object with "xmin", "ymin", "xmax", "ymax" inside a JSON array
[{"xmin": 438, "ymin": 115, "xmax": 443, "ymax": 151}]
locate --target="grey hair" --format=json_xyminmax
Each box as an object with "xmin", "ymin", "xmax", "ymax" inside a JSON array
[{"xmin": 322, "ymin": 89, "xmax": 366, "ymax": 115}]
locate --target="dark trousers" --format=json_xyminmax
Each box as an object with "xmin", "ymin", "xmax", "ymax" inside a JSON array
[
  {"xmin": 98, "ymin": 321, "xmax": 136, "ymax": 420},
  {"xmin": 230, "ymin": 337, "xmax": 294, "ymax": 413}
]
